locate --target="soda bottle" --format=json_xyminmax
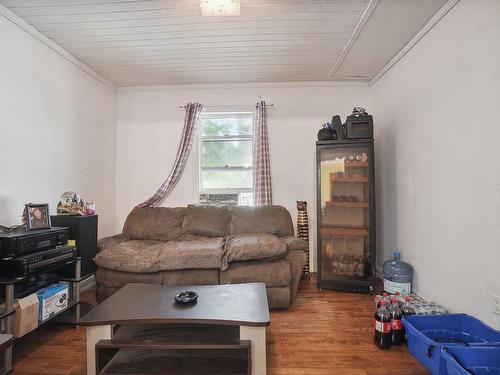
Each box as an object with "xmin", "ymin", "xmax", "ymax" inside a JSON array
[
  {"xmin": 390, "ymin": 299, "xmax": 404, "ymax": 345},
  {"xmin": 401, "ymin": 296, "xmax": 416, "ymax": 316},
  {"xmin": 374, "ymin": 300, "xmax": 392, "ymax": 349},
  {"xmin": 394, "ymin": 291, "xmax": 404, "ymax": 309},
  {"xmin": 377, "ymin": 292, "xmax": 391, "ymax": 309}
]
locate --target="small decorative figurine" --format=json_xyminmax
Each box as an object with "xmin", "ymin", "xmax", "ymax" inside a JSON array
[
  {"xmin": 352, "ymin": 107, "xmax": 368, "ymax": 117},
  {"xmin": 296, "ymin": 201, "xmax": 310, "ymax": 279},
  {"xmin": 57, "ymin": 191, "xmax": 86, "ymax": 215}
]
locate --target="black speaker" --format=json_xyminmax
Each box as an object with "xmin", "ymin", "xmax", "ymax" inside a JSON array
[{"xmin": 50, "ymin": 215, "xmax": 98, "ymax": 278}]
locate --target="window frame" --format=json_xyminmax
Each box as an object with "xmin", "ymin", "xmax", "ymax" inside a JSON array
[{"xmin": 198, "ymin": 109, "xmax": 255, "ymax": 196}]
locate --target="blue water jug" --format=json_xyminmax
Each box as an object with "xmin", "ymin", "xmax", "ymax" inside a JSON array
[{"xmin": 383, "ymin": 251, "xmax": 414, "ymax": 295}]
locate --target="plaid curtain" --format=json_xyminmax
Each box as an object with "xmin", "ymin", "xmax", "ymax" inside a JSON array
[
  {"xmin": 253, "ymin": 101, "xmax": 272, "ymax": 206},
  {"xmin": 138, "ymin": 103, "xmax": 203, "ymax": 207}
]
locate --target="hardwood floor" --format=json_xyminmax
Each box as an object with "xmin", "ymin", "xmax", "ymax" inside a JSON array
[{"xmin": 11, "ymin": 276, "xmax": 429, "ymax": 375}]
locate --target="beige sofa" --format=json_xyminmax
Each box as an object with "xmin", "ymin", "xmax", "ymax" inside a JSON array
[{"xmin": 95, "ymin": 205, "xmax": 308, "ymax": 309}]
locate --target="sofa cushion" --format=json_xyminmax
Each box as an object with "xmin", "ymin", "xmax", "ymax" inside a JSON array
[
  {"xmin": 95, "ymin": 267, "xmax": 163, "ymax": 288},
  {"xmin": 182, "ymin": 204, "xmax": 230, "ymax": 237},
  {"xmin": 97, "ymin": 233, "xmax": 130, "ymax": 253},
  {"xmin": 94, "ymin": 238, "xmax": 224, "ymax": 273},
  {"xmin": 221, "ymin": 233, "xmax": 286, "ymax": 271},
  {"xmin": 229, "ymin": 205, "xmax": 294, "ymax": 236},
  {"xmin": 162, "ymin": 269, "xmax": 220, "ymax": 286},
  {"xmin": 94, "ymin": 240, "xmax": 162, "ymax": 273},
  {"xmin": 123, "ymin": 207, "xmax": 185, "ymax": 241},
  {"xmin": 220, "ymin": 259, "xmax": 291, "ymax": 287}
]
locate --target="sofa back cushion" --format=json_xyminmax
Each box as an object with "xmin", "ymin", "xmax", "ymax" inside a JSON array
[
  {"xmin": 181, "ymin": 204, "xmax": 230, "ymax": 237},
  {"xmin": 221, "ymin": 233, "xmax": 287, "ymax": 271},
  {"xmin": 229, "ymin": 205, "xmax": 294, "ymax": 236},
  {"xmin": 123, "ymin": 207, "xmax": 185, "ymax": 241}
]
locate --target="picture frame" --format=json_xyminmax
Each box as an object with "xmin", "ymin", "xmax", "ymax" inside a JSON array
[{"xmin": 25, "ymin": 203, "xmax": 51, "ymax": 231}]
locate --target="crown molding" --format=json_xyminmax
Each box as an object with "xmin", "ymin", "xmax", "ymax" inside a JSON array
[
  {"xmin": 328, "ymin": 0, "xmax": 380, "ymax": 79},
  {"xmin": 0, "ymin": 4, "xmax": 116, "ymax": 91},
  {"xmin": 369, "ymin": 0, "xmax": 461, "ymax": 86},
  {"xmin": 117, "ymin": 80, "xmax": 369, "ymax": 92}
]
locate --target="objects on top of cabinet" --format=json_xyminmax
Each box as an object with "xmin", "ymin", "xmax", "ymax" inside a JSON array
[{"xmin": 317, "ymin": 107, "xmax": 373, "ymax": 141}]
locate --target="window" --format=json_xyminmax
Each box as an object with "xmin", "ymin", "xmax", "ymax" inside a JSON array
[{"xmin": 199, "ymin": 110, "xmax": 254, "ymax": 205}]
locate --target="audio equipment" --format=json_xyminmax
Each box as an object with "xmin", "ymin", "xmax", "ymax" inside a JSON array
[
  {"xmin": 345, "ymin": 114, "xmax": 374, "ymax": 139},
  {"xmin": 0, "ymin": 245, "xmax": 77, "ymax": 278},
  {"xmin": 0, "ymin": 227, "xmax": 68, "ymax": 259}
]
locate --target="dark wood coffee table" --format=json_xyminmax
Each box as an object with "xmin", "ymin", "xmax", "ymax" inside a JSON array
[{"xmin": 80, "ymin": 283, "xmax": 270, "ymax": 375}]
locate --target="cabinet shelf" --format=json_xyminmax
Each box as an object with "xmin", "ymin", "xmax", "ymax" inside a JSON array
[
  {"xmin": 326, "ymin": 201, "xmax": 369, "ymax": 208},
  {"xmin": 330, "ymin": 175, "xmax": 369, "ymax": 183},
  {"xmin": 344, "ymin": 161, "xmax": 368, "ymax": 167},
  {"xmin": 320, "ymin": 226, "xmax": 369, "ymax": 237}
]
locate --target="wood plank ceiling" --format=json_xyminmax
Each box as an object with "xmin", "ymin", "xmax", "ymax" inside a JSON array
[
  {"xmin": 0, "ymin": 0, "xmax": 451, "ymax": 87},
  {"xmin": 0, "ymin": 0, "xmax": 370, "ymax": 86}
]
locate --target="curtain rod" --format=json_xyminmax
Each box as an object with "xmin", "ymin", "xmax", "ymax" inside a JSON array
[{"xmin": 179, "ymin": 103, "xmax": 274, "ymax": 109}]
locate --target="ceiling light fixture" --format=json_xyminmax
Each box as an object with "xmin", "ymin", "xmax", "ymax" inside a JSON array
[{"xmin": 200, "ymin": 0, "xmax": 240, "ymax": 16}]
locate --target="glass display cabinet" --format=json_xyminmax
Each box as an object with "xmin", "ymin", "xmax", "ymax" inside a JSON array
[{"xmin": 316, "ymin": 139, "xmax": 375, "ymax": 293}]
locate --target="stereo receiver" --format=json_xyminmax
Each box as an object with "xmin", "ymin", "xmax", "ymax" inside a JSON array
[
  {"xmin": 0, "ymin": 245, "xmax": 77, "ymax": 278},
  {"xmin": 0, "ymin": 227, "xmax": 68, "ymax": 259}
]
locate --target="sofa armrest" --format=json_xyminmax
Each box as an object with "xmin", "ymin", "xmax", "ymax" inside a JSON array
[
  {"xmin": 287, "ymin": 249, "xmax": 307, "ymax": 303},
  {"xmin": 281, "ymin": 235, "xmax": 308, "ymax": 252},
  {"xmin": 97, "ymin": 233, "xmax": 130, "ymax": 253}
]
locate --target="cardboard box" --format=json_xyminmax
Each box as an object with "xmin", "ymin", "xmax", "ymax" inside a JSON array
[
  {"xmin": 36, "ymin": 283, "xmax": 69, "ymax": 321},
  {"xmin": 13, "ymin": 293, "xmax": 39, "ymax": 338}
]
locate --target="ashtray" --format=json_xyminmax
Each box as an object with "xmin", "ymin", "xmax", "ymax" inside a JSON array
[{"xmin": 175, "ymin": 291, "xmax": 198, "ymax": 304}]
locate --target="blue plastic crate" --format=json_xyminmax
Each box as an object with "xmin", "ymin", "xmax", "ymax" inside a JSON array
[
  {"xmin": 402, "ymin": 314, "xmax": 500, "ymax": 375},
  {"xmin": 441, "ymin": 346, "xmax": 500, "ymax": 375}
]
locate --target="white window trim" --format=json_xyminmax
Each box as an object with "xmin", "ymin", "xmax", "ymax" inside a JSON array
[{"xmin": 198, "ymin": 107, "xmax": 255, "ymax": 197}]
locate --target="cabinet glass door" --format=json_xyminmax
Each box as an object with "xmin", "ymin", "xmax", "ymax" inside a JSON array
[{"xmin": 319, "ymin": 144, "xmax": 373, "ymax": 283}]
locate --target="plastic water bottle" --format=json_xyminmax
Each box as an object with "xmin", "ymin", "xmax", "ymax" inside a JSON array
[
  {"xmin": 383, "ymin": 251, "xmax": 414, "ymax": 295},
  {"xmin": 401, "ymin": 296, "xmax": 416, "ymax": 316}
]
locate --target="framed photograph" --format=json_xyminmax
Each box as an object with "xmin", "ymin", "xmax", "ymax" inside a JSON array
[{"xmin": 25, "ymin": 203, "xmax": 51, "ymax": 230}]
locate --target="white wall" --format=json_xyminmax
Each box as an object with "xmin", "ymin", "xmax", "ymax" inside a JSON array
[
  {"xmin": 372, "ymin": 0, "xmax": 500, "ymax": 328},
  {"xmin": 5, "ymin": 0, "xmax": 497, "ymax": 329},
  {"xmin": 116, "ymin": 83, "xmax": 371, "ymax": 270},
  {"xmin": 0, "ymin": 14, "xmax": 117, "ymax": 237}
]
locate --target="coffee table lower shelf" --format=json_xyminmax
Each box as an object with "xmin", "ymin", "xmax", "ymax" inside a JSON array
[
  {"xmin": 95, "ymin": 324, "xmax": 251, "ymax": 375},
  {"xmin": 97, "ymin": 348, "xmax": 251, "ymax": 375}
]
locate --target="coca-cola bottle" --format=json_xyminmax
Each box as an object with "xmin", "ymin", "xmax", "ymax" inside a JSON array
[
  {"xmin": 390, "ymin": 299, "xmax": 404, "ymax": 345},
  {"xmin": 401, "ymin": 296, "xmax": 416, "ymax": 316},
  {"xmin": 394, "ymin": 291, "xmax": 404, "ymax": 309},
  {"xmin": 374, "ymin": 300, "xmax": 392, "ymax": 349},
  {"xmin": 377, "ymin": 292, "xmax": 391, "ymax": 309}
]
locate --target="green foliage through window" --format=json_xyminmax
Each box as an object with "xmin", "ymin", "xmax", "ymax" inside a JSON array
[{"xmin": 200, "ymin": 112, "xmax": 254, "ymax": 191}]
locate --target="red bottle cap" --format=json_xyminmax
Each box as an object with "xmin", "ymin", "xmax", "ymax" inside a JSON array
[
  {"xmin": 379, "ymin": 300, "xmax": 386, "ymax": 306},
  {"xmin": 395, "ymin": 291, "xmax": 401, "ymax": 296},
  {"xmin": 405, "ymin": 296, "xmax": 412, "ymax": 302},
  {"xmin": 391, "ymin": 299, "xmax": 398, "ymax": 304},
  {"xmin": 383, "ymin": 292, "xmax": 388, "ymax": 297}
]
